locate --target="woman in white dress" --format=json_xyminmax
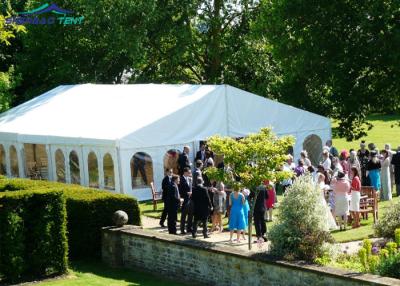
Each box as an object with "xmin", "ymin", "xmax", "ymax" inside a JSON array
[
  {"xmin": 316, "ymin": 172, "xmax": 338, "ymax": 230},
  {"xmin": 380, "ymin": 150, "xmax": 392, "ymax": 201}
]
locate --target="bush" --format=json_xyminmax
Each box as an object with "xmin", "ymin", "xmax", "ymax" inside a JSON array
[
  {"xmin": 375, "ymin": 201, "xmax": 400, "ymax": 238},
  {"xmin": 0, "ymin": 177, "xmax": 141, "ymax": 259},
  {"xmin": 0, "ymin": 189, "xmax": 68, "ymax": 282},
  {"xmin": 377, "ymin": 252, "xmax": 400, "ymax": 279},
  {"xmin": 269, "ymin": 176, "xmax": 333, "ymax": 261}
]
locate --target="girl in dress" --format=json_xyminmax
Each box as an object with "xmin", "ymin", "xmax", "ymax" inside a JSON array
[
  {"xmin": 241, "ymin": 189, "xmax": 250, "ymax": 240},
  {"xmin": 349, "ymin": 167, "xmax": 361, "ymax": 228},
  {"xmin": 264, "ymin": 180, "xmax": 276, "ymax": 222},
  {"xmin": 211, "ymin": 182, "xmax": 226, "ymax": 232},
  {"xmin": 229, "ymin": 189, "xmax": 246, "ymax": 243}
]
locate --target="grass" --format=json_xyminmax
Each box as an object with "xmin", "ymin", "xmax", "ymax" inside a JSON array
[
  {"xmin": 33, "ymin": 260, "xmax": 186, "ymax": 286},
  {"xmin": 333, "ymin": 114, "xmax": 400, "ymax": 152}
]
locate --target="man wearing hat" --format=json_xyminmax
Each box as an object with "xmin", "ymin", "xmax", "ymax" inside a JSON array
[{"xmin": 391, "ymin": 146, "xmax": 400, "ymax": 196}]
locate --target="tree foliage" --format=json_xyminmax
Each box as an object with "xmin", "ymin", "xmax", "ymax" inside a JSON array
[
  {"xmin": 260, "ymin": 0, "xmax": 400, "ymax": 140},
  {"xmin": 205, "ymin": 127, "xmax": 294, "ymax": 249}
]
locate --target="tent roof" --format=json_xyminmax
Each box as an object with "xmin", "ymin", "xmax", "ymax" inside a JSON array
[{"xmin": 0, "ymin": 84, "xmax": 330, "ymax": 148}]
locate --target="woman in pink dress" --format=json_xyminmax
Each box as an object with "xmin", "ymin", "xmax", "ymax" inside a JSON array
[{"xmin": 264, "ymin": 180, "xmax": 275, "ymax": 222}]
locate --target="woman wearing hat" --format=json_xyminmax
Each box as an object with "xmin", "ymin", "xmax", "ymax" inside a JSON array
[
  {"xmin": 366, "ymin": 151, "xmax": 381, "ymax": 193},
  {"xmin": 332, "ymin": 171, "xmax": 351, "ymax": 231}
]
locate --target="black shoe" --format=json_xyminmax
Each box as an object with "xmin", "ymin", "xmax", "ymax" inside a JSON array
[
  {"xmin": 187, "ymin": 228, "xmax": 193, "ymax": 233},
  {"xmin": 262, "ymin": 236, "xmax": 268, "ymax": 242},
  {"xmin": 160, "ymin": 223, "xmax": 166, "ymax": 228},
  {"xmin": 192, "ymin": 233, "xmax": 197, "ymax": 238},
  {"xmin": 204, "ymin": 235, "xmax": 210, "ymax": 239}
]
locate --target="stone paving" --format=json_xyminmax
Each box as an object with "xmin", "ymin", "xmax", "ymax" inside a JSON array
[{"xmin": 141, "ymin": 215, "xmax": 382, "ymax": 255}]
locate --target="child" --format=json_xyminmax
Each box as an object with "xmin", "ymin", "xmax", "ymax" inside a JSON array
[{"xmin": 264, "ymin": 180, "xmax": 275, "ymax": 222}]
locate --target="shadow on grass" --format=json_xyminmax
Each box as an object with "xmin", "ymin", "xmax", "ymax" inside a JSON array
[{"xmin": 70, "ymin": 260, "xmax": 187, "ymax": 286}]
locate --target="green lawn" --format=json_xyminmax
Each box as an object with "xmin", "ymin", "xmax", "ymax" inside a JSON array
[
  {"xmin": 333, "ymin": 114, "xmax": 400, "ymax": 152},
  {"xmin": 34, "ymin": 260, "xmax": 186, "ymax": 286}
]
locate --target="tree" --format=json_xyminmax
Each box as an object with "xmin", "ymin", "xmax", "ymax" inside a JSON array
[
  {"xmin": 260, "ymin": 0, "xmax": 400, "ymax": 140},
  {"xmin": 205, "ymin": 127, "xmax": 294, "ymax": 250}
]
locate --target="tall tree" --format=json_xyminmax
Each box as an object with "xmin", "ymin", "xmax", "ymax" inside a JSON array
[{"xmin": 261, "ymin": 0, "xmax": 400, "ymax": 140}]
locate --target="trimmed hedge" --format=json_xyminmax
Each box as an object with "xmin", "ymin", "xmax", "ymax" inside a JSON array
[
  {"xmin": 0, "ymin": 177, "xmax": 141, "ymax": 259},
  {"xmin": 0, "ymin": 189, "xmax": 68, "ymax": 282}
]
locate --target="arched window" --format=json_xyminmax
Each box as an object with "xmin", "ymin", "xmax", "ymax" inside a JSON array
[
  {"xmin": 303, "ymin": 134, "xmax": 323, "ymax": 166},
  {"xmin": 163, "ymin": 149, "xmax": 181, "ymax": 175},
  {"xmin": 55, "ymin": 149, "xmax": 66, "ymax": 183},
  {"xmin": 130, "ymin": 152, "xmax": 153, "ymax": 189},
  {"xmin": 69, "ymin": 150, "xmax": 80, "ymax": 185},
  {"xmin": 103, "ymin": 153, "xmax": 115, "ymax": 190},
  {"xmin": 0, "ymin": 144, "xmax": 6, "ymax": 175},
  {"xmin": 9, "ymin": 145, "xmax": 19, "ymax": 177},
  {"xmin": 88, "ymin": 151, "xmax": 99, "ymax": 188},
  {"xmin": 24, "ymin": 144, "xmax": 49, "ymax": 180}
]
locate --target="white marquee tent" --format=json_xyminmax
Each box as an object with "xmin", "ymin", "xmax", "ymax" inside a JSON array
[{"xmin": 0, "ymin": 84, "xmax": 331, "ymax": 200}]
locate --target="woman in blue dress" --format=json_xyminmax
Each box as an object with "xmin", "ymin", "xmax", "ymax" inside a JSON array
[
  {"xmin": 229, "ymin": 189, "xmax": 246, "ymax": 243},
  {"xmin": 241, "ymin": 189, "xmax": 250, "ymax": 240}
]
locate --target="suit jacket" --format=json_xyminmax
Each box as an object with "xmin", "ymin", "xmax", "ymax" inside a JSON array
[
  {"xmin": 178, "ymin": 153, "xmax": 190, "ymax": 172},
  {"xmin": 192, "ymin": 168, "xmax": 202, "ymax": 187},
  {"xmin": 192, "ymin": 185, "xmax": 212, "ymax": 220},
  {"xmin": 392, "ymin": 152, "xmax": 400, "ymax": 184},
  {"xmin": 179, "ymin": 175, "xmax": 192, "ymax": 203},
  {"xmin": 195, "ymin": 150, "xmax": 206, "ymax": 162},
  {"xmin": 166, "ymin": 184, "xmax": 180, "ymax": 211},
  {"xmin": 161, "ymin": 175, "xmax": 171, "ymax": 200},
  {"xmin": 252, "ymin": 186, "xmax": 268, "ymax": 213}
]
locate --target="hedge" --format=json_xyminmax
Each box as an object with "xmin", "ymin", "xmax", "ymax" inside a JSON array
[
  {"xmin": 0, "ymin": 177, "xmax": 141, "ymax": 259},
  {"xmin": 0, "ymin": 189, "xmax": 68, "ymax": 282}
]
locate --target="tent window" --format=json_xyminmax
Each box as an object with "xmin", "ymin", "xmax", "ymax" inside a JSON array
[
  {"xmin": 131, "ymin": 152, "xmax": 153, "ymax": 189},
  {"xmin": 69, "ymin": 150, "xmax": 80, "ymax": 185},
  {"xmin": 9, "ymin": 145, "xmax": 19, "ymax": 177},
  {"xmin": 303, "ymin": 134, "xmax": 322, "ymax": 166},
  {"xmin": 55, "ymin": 149, "xmax": 66, "ymax": 183},
  {"xmin": 103, "ymin": 153, "xmax": 115, "ymax": 190},
  {"xmin": 0, "ymin": 144, "xmax": 6, "ymax": 175},
  {"xmin": 88, "ymin": 151, "xmax": 99, "ymax": 188},
  {"xmin": 24, "ymin": 143, "xmax": 49, "ymax": 180},
  {"xmin": 163, "ymin": 149, "xmax": 181, "ymax": 175}
]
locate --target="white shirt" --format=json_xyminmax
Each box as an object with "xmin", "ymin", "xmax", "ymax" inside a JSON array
[{"xmin": 322, "ymin": 158, "xmax": 331, "ymax": 171}]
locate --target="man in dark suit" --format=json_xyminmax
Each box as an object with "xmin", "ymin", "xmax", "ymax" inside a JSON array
[
  {"xmin": 252, "ymin": 185, "xmax": 268, "ymax": 242},
  {"xmin": 195, "ymin": 143, "xmax": 206, "ymax": 163},
  {"xmin": 166, "ymin": 175, "xmax": 181, "ymax": 234},
  {"xmin": 179, "ymin": 167, "xmax": 193, "ymax": 234},
  {"xmin": 192, "ymin": 160, "xmax": 203, "ymax": 187},
  {"xmin": 178, "ymin": 146, "xmax": 191, "ymax": 175},
  {"xmin": 159, "ymin": 168, "xmax": 173, "ymax": 227},
  {"xmin": 191, "ymin": 177, "xmax": 212, "ymax": 238},
  {"xmin": 392, "ymin": 146, "xmax": 400, "ymax": 196}
]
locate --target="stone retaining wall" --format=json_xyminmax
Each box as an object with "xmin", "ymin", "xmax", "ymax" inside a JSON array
[{"xmin": 102, "ymin": 226, "xmax": 400, "ymax": 286}]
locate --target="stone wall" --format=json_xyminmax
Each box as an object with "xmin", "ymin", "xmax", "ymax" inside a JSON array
[{"xmin": 102, "ymin": 226, "xmax": 400, "ymax": 286}]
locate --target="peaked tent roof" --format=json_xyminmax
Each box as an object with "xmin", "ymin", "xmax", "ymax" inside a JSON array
[{"xmin": 0, "ymin": 84, "xmax": 330, "ymax": 149}]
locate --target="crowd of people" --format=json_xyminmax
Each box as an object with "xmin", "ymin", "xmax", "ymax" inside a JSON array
[
  {"xmin": 285, "ymin": 140, "xmax": 400, "ymax": 231},
  {"xmin": 158, "ymin": 139, "xmax": 400, "ymax": 240}
]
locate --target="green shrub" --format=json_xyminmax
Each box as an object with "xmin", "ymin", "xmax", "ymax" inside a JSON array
[
  {"xmin": 377, "ymin": 252, "xmax": 400, "ymax": 279},
  {"xmin": 0, "ymin": 177, "xmax": 141, "ymax": 259},
  {"xmin": 395, "ymin": 228, "xmax": 400, "ymax": 245},
  {"xmin": 0, "ymin": 189, "xmax": 68, "ymax": 282},
  {"xmin": 269, "ymin": 176, "xmax": 334, "ymax": 261},
  {"xmin": 375, "ymin": 201, "xmax": 400, "ymax": 239}
]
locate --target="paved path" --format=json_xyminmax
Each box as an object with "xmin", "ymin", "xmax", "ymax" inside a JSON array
[
  {"xmin": 141, "ymin": 215, "xmax": 382, "ymax": 255},
  {"xmin": 141, "ymin": 216, "xmax": 270, "ymax": 253}
]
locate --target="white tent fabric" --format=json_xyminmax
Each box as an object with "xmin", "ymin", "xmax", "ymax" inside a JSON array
[{"xmin": 0, "ymin": 84, "xmax": 331, "ymax": 200}]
